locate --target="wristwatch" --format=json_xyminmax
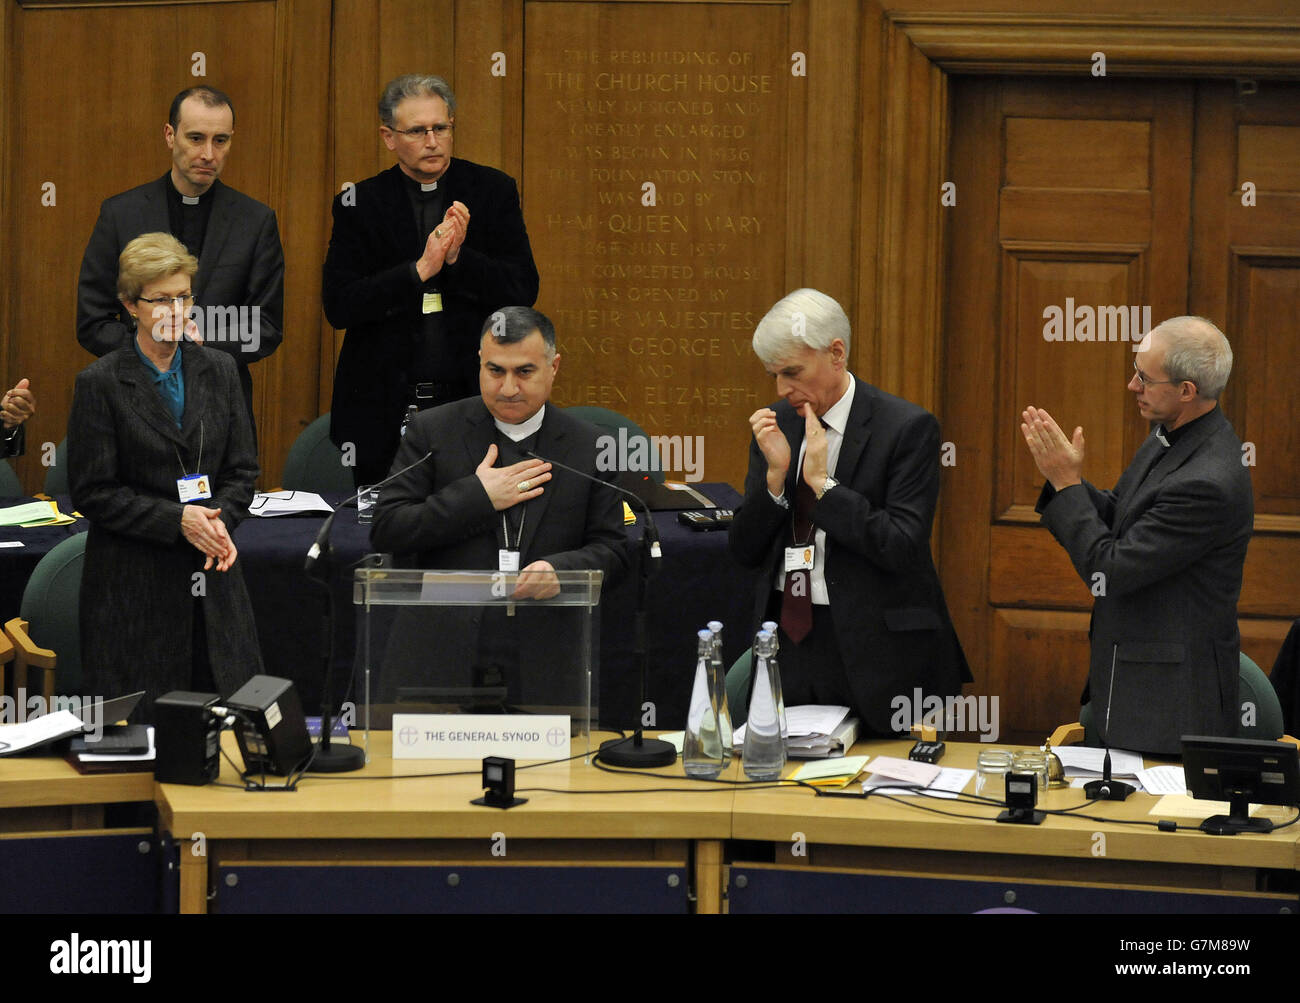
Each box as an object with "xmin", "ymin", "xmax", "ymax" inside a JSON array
[{"xmin": 816, "ymin": 476, "xmax": 837, "ymax": 500}]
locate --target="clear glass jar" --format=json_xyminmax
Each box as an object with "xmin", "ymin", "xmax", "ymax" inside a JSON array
[
  {"xmin": 975, "ymin": 749, "xmax": 1013, "ymax": 799},
  {"xmin": 1011, "ymin": 750, "xmax": 1049, "ymax": 793}
]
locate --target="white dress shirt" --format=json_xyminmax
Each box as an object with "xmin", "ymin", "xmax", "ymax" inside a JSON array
[{"xmin": 768, "ymin": 378, "xmax": 855, "ymax": 605}]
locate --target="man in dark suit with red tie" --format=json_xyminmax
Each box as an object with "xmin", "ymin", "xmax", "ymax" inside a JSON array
[
  {"xmin": 729, "ymin": 289, "xmax": 970, "ymax": 735},
  {"xmin": 76, "ymin": 86, "xmax": 284, "ymax": 429}
]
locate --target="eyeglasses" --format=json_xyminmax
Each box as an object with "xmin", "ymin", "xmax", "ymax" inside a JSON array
[
  {"xmin": 391, "ymin": 123, "xmax": 453, "ymax": 141},
  {"xmin": 138, "ymin": 294, "xmax": 195, "ymax": 309},
  {"xmin": 1131, "ymin": 361, "xmax": 1177, "ymax": 388}
]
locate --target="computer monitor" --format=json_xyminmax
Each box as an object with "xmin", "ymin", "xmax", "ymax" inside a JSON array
[{"xmin": 1181, "ymin": 735, "xmax": 1300, "ymax": 835}]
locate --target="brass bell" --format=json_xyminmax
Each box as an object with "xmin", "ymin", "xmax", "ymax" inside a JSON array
[{"xmin": 1043, "ymin": 740, "xmax": 1068, "ymax": 788}]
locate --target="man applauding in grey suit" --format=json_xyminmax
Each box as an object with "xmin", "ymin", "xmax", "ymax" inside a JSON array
[
  {"xmin": 76, "ymin": 86, "xmax": 284, "ymax": 431},
  {"xmin": 1022, "ymin": 316, "xmax": 1252, "ymax": 755}
]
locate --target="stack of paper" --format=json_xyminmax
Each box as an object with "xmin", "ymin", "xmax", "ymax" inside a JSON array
[
  {"xmin": 733, "ymin": 705, "xmax": 858, "ymax": 759},
  {"xmin": 861, "ymin": 756, "xmax": 976, "ymax": 799},
  {"xmin": 1054, "ymin": 747, "xmax": 1144, "ymax": 780},
  {"xmin": 0, "ymin": 500, "xmax": 77, "ymax": 527},
  {"xmin": 789, "ymin": 755, "xmax": 871, "ymax": 787},
  {"xmin": 249, "ymin": 491, "xmax": 334, "ymax": 517}
]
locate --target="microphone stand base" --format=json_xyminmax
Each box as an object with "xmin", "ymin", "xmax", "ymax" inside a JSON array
[
  {"xmin": 598, "ymin": 735, "xmax": 677, "ymax": 768},
  {"xmin": 307, "ymin": 742, "xmax": 367, "ymax": 773}
]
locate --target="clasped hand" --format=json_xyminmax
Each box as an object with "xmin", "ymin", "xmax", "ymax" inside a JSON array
[
  {"xmin": 1020, "ymin": 405, "xmax": 1085, "ymax": 490},
  {"xmin": 181, "ymin": 504, "xmax": 237, "ymax": 572},
  {"xmin": 749, "ymin": 403, "xmax": 828, "ymax": 496},
  {"xmin": 416, "ymin": 201, "xmax": 471, "ymax": 280}
]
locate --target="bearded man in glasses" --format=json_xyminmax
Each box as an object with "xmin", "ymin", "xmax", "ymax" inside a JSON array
[{"xmin": 324, "ymin": 74, "xmax": 540, "ymax": 488}]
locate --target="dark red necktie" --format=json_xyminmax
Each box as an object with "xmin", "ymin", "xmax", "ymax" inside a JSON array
[{"xmin": 780, "ymin": 476, "xmax": 817, "ymax": 643}]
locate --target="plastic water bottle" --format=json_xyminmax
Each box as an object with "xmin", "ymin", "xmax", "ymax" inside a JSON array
[
  {"xmin": 761, "ymin": 620, "xmax": 789, "ymax": 739},
  {"xmin": 683, "ymin": 629, "xmax": 724, "ymax": 779},
  {"xmin": 707, "ymin": 620, "xmax": 733, "ymax": 761},
  {"xmin": 743, "ymin": 630, "xmax": 785, "ymax": 780}
]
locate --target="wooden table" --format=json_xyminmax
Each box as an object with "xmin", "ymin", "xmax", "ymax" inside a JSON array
[
  {"xmin": 729, "ymin": 740, "xmax": 1300, "ymax": 913},
  {"xmin": 0, "ymin": 753, "xmax": 157, "ymax": 912},
  {"xmin": 156, "ymin": 731, "xmax": 738, "ymax": 914}
]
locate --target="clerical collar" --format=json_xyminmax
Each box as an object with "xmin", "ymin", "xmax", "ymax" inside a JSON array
[
  {"xmin": 1155, "ymin": 406, "xmax": 1215, "ymax": 448},
  {"xmin": 494, "ymin": 405, "xmax": 546, "ymax": 442},
  {"xmin": 420, "ymin": 181, "xmax": 438, "ymax": 192}
]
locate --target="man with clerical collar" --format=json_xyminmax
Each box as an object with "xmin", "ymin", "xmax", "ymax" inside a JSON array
[
  {"xmin": 371, "ymin": 306, "xmax": 626, "ymax": 591},
  {"xmin": 369, "ymin": 307, "xmax": 626, "ymax": 709},
  {"xmin": 1021, "ymin": 316, "xmax": 1253, "ymax": 755},
  {"xmin": 324, "ymin": 74, "xmax": 539, "ymax": 488},
  {"xmin": 76, "ymin": 86, "xmax": 285, "ymax": 430},
  {"xmin": 729, "ymin": 289, "xmax": 970, "ymax": 737}
]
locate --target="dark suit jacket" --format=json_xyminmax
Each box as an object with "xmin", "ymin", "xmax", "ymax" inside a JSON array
[
  {"xmin": 1, "ymin": 424, "xmax": 21, "ymax": 459},
  {"xmin": 76, "ymin": 174, "xmax": 285, "ymax": 411},
  {"xmin": 1036, "ymin": 406, "xmax": 1253, "ymax": 755},
  {"xmin": 370, "ymin": 399, "xmax": 626, "ymax": 579},
  {"xmin": 728, "ymin": 378, "xmax": 970, "ymax": 733},
  {"xmin": 68, "ymin": 341, "xmax": 263, "ymax": 715},
  {"xmin": 369, "ymin": 399, "xmax": 627, "ymax": 706},
  {"xmin": 323, "ymin": 160, "xmax": 539, "ymax": 485}
]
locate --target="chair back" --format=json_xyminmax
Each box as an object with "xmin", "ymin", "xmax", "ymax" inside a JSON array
[
  {"xmin": 0, "ymin": 459, "xmax": 21, "ymax": 496},
  {"xmin": 726, "ymin": 647, "xmax": 753, "ymax": 727},
  {"xmin": 563, "ymin": 406, "xmax": 665, "ymax": 484},
  {"xmin": 18, "ymin": 531, "xmax": 88, "ymax": 694},
  {"xmin": 43, "ymin": 438, "xmax": 69, "ymax": 496},
  {"xmin": 282, "ymin": 414, "xmax": 354, "ymax": 493}
]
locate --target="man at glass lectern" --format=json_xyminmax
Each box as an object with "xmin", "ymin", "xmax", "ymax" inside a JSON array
[{"xmin": 371, "ymin": 305, "xmax": 628, "ymax": 592}]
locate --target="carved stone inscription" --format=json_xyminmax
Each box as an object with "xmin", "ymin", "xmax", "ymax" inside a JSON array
[{"xmin": 525, "ymin": 4, "xmax": 788, "ymax": 484}]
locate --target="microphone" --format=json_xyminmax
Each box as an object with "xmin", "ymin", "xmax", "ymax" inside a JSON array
[
  {"xmin": 524, "ymin": 449, "xmax": 662, "ymax": 567},
  {"xmin": 526, "ymin": 448, "xmax": 675, "ymax": 768},
  {"xmin": 1083, "ymin": 748, "xmax": 1136, "ymax": 801},
  {"xmin": 304, "ymin": 450, "xmax": 433, "ymax": 578}
]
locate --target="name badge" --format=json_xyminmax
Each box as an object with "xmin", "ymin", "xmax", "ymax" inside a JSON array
[
  {"xmin": 178, "ymin": 473, "xmax": 213, "ymax": 502},
  {"xmin": 784, "ymin": 546, "xmax": 814, "ymax": 572},
  {"xmin": 422, "ymin": 292, "xmax": 443, "ymax": 314},
  {"xmin": 499, "ymin": 550, "xmax": 520, "ymax": 572}
]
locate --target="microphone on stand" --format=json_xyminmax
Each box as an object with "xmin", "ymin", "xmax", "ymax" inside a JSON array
[
  {"xmin": 526, "ymin": 449, "xmax": 675, "ymax": 768},
  {"xmin": 302, "ymin": 450, "xmax": 432, "ymax": 772}
]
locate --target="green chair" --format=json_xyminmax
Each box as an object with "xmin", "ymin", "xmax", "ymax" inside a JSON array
[
  {"xmin": 0, "ymin": 459, "xmax": 21, "ymax": 496},
  {"xmin": 3, "ymin": 531, "xmax": 88, "ymax": 701},
  {"xmin": 281, "ymin": 414, "xmax": 354, "ymax": 493},
  {"xmin": 725, "ymin": 647, "xmax": 753, "ymax": 727},
  {"xmin": 1053, "ymin": 651, "xmax": 1290, "ymax": 748},
  {"xmin": 563, "ymin": 406, "xmax": 665, "ymax": 484},
  {"xmin": 43, "ymin": 438, "xmax": 69, "ymax": 496}
]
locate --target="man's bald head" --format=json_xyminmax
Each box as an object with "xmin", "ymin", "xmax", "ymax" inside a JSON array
[{"xmin": 1141, "ymin": 316, "xmax": 1233, "ymax": 401}]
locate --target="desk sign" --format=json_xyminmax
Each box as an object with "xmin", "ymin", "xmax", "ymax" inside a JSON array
[{"xmin": 391, "ymin": 714, "xmax": 571, "ymax": 760}]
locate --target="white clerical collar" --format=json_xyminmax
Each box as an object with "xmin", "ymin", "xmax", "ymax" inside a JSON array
[
  {"xmin": 181, "ymin": 194, "xmax": 200, "ymax": 205},
  {"xmin": 495, "ymin": 405, "xmax": 546, "ymax": 441},
  {"xmin": 1154, "ymin": 424, "xmax": 1170, "ymax": 447},
  {"xmin": 420, "ymin": 181, "xmax": 438, "ymax": 192},
  {"xmin": 820, "ymin": 376, "xmax": 855, "ymax": 436}
]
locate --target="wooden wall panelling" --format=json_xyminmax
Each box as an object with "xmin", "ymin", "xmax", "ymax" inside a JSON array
[{"xmin": 6, "ymin": 0, "xmax": 290, "ymax": 493}]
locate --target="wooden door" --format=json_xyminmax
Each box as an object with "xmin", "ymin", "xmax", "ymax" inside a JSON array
[{"xmin": 940, "ymin": 77, "xmax": 1196, "ymax": 739}]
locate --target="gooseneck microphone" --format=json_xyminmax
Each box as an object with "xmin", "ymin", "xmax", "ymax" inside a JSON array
[
  {"xmin": 526, "ymin": 448, "xmax": 675, "ymax": 768},
  {"xmin": 304, "ymin": 450, "xmax": 433, "ymax": 578}
]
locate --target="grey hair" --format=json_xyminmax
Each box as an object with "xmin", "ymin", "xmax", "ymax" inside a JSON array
[
  {"xmin": 752, "ymin": 288, "xmax": 852, "ymax": 365},
  {"xmin": 1152, "ymin": 315, "xmax": 1233, "ymax": 400},
  {"xmin": 378, "ymin": 74, "xmax": 456, "ymax": 127}
]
